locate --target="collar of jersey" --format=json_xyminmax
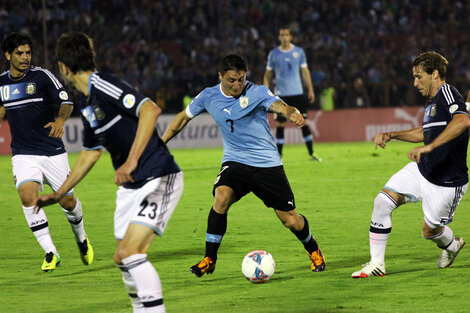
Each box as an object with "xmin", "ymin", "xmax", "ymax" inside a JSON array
[
  {"xmin": 279, "ymin": 44, "xmax": 294, "ymax": 53},
  {"xmin": 433, "ymin": 83, "xmax": 447, "ymax": 97},
  {"xmin": 8, "ymin": 66, "xmax": 30, "ymax": 80}
]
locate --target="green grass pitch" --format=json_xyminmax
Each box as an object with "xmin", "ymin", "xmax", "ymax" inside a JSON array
[{"xmin": 1, "ymin": 142, "xmax": 470, "ymax": 312}]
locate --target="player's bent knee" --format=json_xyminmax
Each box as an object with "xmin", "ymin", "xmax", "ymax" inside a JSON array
[
  {"xmin": 115, "ymin": 244, "xmax": 140, "ymax": 263},
  {"xmin": 59, "ymin": 195, "xmax": 76, "ymax": 210}
]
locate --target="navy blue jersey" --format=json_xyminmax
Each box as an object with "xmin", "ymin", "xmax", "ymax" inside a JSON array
[
  {"xmin": 0, "ymin": 66, "xmax": 72, "ymax": 156},
  {"xmin": 419, "ymin": 84, "xmax": 469, "ymax": 187},
  {"xmin": 81, "ymin": 72, "xmax": 180, "ymax": 189}
]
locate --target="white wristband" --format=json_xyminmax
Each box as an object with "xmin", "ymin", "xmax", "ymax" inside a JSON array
[{"xmin": 466, "ymin": 102, "xmax": 470, "ymax": 111}]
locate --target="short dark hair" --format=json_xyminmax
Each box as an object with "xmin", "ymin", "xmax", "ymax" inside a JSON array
[
  {"xmin": 412, "ymin": 51, "xmax": 448, "ymax": 79},
  {"xmin": 2, "ymin": 32, "xmax": 33, "ymax": 54},
  {"xmin": 56, "ymin": 32, "xmax": 96, "ymax": 73},
  {"xmin": 218, "ymin": 54, "xmax": 248, "ymax": 76}
]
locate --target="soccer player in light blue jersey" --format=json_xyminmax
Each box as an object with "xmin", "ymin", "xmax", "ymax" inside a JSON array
[
  {"xmin": 0, "ymin": 32, "xmax": 93, "ymax": 272},
  {"xmin": 162, "ymin": 54, "xmax": 326, "ymax": 277},
  {"xmin": 264, "ymin": 26, "xmax": 321, "ymax": 161}
]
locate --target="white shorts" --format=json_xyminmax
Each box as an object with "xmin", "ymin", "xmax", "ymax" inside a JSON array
[
  {"xmin": 11, "ymin": 153, "xmax": 74, "ymax": 195},
  {"xmin": 384, "ymin": 162, "xmax": 467, "ymax": 227},
  {"xmin": 114, "ymin": 172, "xmax": 183, "ymax": 240}
]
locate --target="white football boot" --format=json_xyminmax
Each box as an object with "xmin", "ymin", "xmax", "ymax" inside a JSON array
[
  {"xmin": 351, "ymin": 261, "xmax": 385, "ymax": 278},
  {"xmin": 437, "ymin": 237, "xmax": 465, "ymax": 268}
]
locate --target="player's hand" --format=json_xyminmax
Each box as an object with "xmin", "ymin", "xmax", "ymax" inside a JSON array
[
  {"xmin": 35, "ymin": 193, "xmax": 62, "ymax": 213},
  {"xmin": 408, "ymin": 145, "xmax": 432, "ymax": 163},
  {"xmin": 45, "ymin": 120, "xmax": 65, "ymax": 138},
  {"xmin": 308, "ymin": 90, "xmax": 315, "ymax": 104},
  {"xmin": 374, "ymin": 133, "xmax": 392, "ymax": 150},
  {"xmin": 289, "ymin": 112, "xmax": 305, "ymax": 128},
  {"xmin": 114, "ymin": 159, "xmax": 137, "ymax": 186}
]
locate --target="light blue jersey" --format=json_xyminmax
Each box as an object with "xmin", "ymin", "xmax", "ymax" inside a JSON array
[
  {"xmin": 266, "ymin": 45, "xmax": 307, "ymax": 97},
  {"xmin": 186, "ymin": 81, "xmax": 282, "ymax": 167}
]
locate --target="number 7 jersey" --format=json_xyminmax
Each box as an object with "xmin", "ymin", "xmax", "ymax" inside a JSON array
[{"xmin": 186, "ymin": 81, "xmax": 282, "ymax": 167}]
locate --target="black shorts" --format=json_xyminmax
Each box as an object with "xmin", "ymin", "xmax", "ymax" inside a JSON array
[
  {"xmin": 212, "ymin": 161, "xmax": 296, "ymax": 211},
  {"xmin": 275, "ymin": 94, "xmax": 308, "ymax": 122}
]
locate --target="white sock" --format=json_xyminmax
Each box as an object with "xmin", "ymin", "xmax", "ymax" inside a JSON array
[
  {"xmin": 426, "ymin": 226, "xmax": 458, "ymax": 252},
  {"xmin": 23, "ymin": 206, "xmax": 57, "ymax": 254},
  {"xmin": 62, "ymin": 198, "xmax": 87, "ymax": 242},
  {"xmin": 117, "ymin": 263, "xmax": 141, "ymax": 309},
  {"xmin": 122, "ymin": 254, "xmax": 165, "ymax": 313},
  {"xmin": 368, "ymin": 192, "xmax": 396, "ymax": 266},
  {"xmin": 370, "ymin": 232, "xmax": 389, "ymax": 266}
]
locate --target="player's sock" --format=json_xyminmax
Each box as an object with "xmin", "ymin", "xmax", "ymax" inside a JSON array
[
  {"xmin": 205, "ymin": 207, "xmax": 227, "ymax": 262},
  {"xmin": 424, "ymin": 226, "xmax": 458, "ymax": 252},
  {"xmin": 302, "ymin": 126, "xmax": 314, "ymax": 156},
  {"xmin": 290, "ymin": 214, "xmax": 319, "ymax": 253},
  {"xmin": 62, "ymin": 198, "xmax": 87, "ymax": 242},
  {"xmin": 117, "ymin": 263, "xmax": 141, "ymax": 309},
  {"xmin": 122, "ymin": 254, "xmax": 165, "ymax": 313},
  {"xmin": 23, "ymin": 205, "xmax": 57, "ymax": 254},
  {"xmin": 276, "ymin": 127, "xmax": 285, "ymax": 156},
  {"xmin": 369, "ymin": 191, "xmax": 397, "ymax": 265}
]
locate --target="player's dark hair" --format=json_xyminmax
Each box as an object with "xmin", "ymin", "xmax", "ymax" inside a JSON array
[
  {"xmin": 219, "ymin": 54, "xmax": 248, "ymax": 75},
  {"xmin": 2, "ymin": 32, "xmax": 33, "ymax": 54},
  {"xmin": 56, "ymin": 32, "xmax": 96, "ymax": 73},
  {"xmin": 412, "ymin": 51, "xmax": 448, "ymax": 80},
  {"xmin": 279, "ymin": 25, "xmax": 292, "ymax": 34}
]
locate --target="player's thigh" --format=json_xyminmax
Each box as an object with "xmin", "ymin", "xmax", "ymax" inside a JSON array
[
  {"xmin": 422, "ymin": 182, "xmax": 468, "ymax": 226},
  {"xmin": 12, "ymin": 154, "xmax": 44, "ymax": 191},
  {"xmin": 383, "ymin": 162, "xmax": 423, "ymax": 203},
  {"xmin": 114, "ymin": 172, "xmax": 183, "ymax": 240},
  {"xmin": 251, "ymin": 165, "xmax": 295, "ymax": 211},
  {"xmin": 213, "ymin": 162, "xmax": 251, "ymax": 202},
  {"xmin": 40, "ymin": 153, "xmax": 74, "ymax": 195},
  {"xmin": 17, "ymin": 181, "xmax": 41, "ymax": 206}
]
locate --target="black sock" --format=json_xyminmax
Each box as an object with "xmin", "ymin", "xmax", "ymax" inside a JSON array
[
  {"xmin": 276, "ymin": 127, "xmax": 284, "ymax": 156},
  {"xmin": 290, "ymin": 215, "xmax": 318, "ymax": 253},
  {"xmin": 302, "ymin": 126, "xmax": 314, "ymax": 155},
  {"xmin": 205, "ymin": 208, "xmax": 227, "ymax": 262}
]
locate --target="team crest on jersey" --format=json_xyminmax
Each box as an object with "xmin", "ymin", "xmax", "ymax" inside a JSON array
[
  {"xmin": 25, "ymin": 83, "xmax": 36, "ymax": 95},
  {"xmin": 123, "ymin": 94, "xmax": 136, "ymax": 108},
  {"xmin": 59, "ymin": 91, "xmax": 69, "ymax": 100},
  {"xmin": 240, "ymin": 97, "xmax": 249, "ymax": 109},
  {"xmin": 293, "ymin": 51, "xmax": 299, "ymax": 58},
  {"xmin": 94, "ymin": 105, "xmax": 106, "ymax": 120},
  {"xmin": 449, "ymin": 104, "xmax": 459, "ymax": 114},
  {"xmin": 430, "ymin": 104, "xmax": 437, "ymax": 117}
]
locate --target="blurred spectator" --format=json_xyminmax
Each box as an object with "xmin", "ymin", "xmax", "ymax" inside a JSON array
[
  {"xmin": 1, "ymin": 0, "xmax": 469, "ymax": 112},
  {"xmin": 345, "ymin": 77, "xmax": 371, "ymax": 108}
]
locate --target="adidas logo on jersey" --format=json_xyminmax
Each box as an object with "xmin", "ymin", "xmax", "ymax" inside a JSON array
[{"xmin": 12, "ymin": 88, "xmax": 20, "ymax": 95}]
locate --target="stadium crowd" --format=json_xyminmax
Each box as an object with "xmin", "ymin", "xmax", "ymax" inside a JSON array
[{"xmin": 1, "ymin": 0, "xmax": 470, "ymax": 112}]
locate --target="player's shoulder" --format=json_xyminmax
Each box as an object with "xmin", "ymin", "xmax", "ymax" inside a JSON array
[
  {"xmin": 0, "ymin": 70, "xmax": 8, "ymax": 82},
  {"xmin": 439, "ymin": 83, "xmax": 464, "ymax": 104},
  {"xmin": 244, "ymin": 81, "xmax": 272, "ymax": 96},
  {"xmin": 89, "ymin": 72, "xmax": 127, "ymax": 99}
]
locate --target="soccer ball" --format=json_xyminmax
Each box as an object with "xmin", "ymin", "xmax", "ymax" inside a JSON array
[{"xmin": 241, "ymin": 250, "xmax": 275, "ymax": 283}]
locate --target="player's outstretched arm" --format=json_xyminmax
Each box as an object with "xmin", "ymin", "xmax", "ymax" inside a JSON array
[
  {"xmin": 161, "ymin": 109, "xmax": 192, "ymax": 144},
  {"xmin": 44, "ymin": 103, "xmax": 73, "ymax": 139},
  {"xmin": 115, "ymin": 100, "xmax": 161, "ymax": 186},
  {"xmin": 408, "ymin": 113, "xmax": 470, "ymax": 163},
  {"xmin": 35, "ymin": 149, "xmax": 102, "ymax": 211},
  {"xmin": 269, "ymin": 100, "xmax": 305, "ymax": 128},
  {"xmin": 374, "ymin": 126, "xmax": 424, "ymax": 150}
]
